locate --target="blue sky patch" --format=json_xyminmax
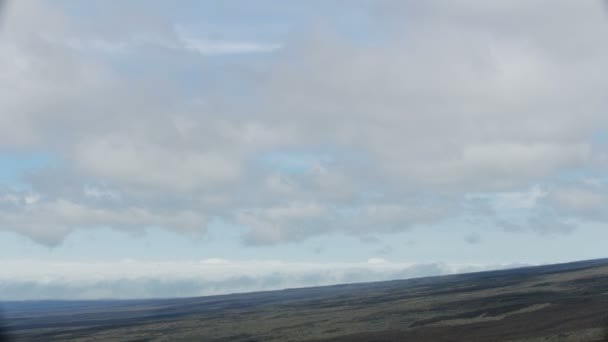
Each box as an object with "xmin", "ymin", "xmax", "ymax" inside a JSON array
[{"xmin": 0, "ymin": 151, "xmax": 57, "ymax": 187}]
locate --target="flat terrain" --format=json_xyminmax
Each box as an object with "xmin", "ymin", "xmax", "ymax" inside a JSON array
[{"xmin": 3, "ymin": 259, "xmax": 608, "ymax": 341}]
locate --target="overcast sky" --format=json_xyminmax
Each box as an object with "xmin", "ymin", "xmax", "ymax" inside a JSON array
[{"xmin": 2, "ymin": 0, "xmax": 608, "ymax": 300}]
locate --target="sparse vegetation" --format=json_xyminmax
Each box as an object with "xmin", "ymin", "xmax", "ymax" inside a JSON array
[
  {"xmin": 603, "ymin": 316, "xmax": 608, "ymax": 342},
  {"xmin": 4, "ymin": 259, "xmax": 608, "ymax": 342}
]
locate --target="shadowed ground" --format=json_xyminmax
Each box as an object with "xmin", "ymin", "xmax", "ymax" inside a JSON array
[
  {"xmin": 0, "ymin": 310, "xmax": 13, "ymax": 342},
  {"xmin": 3, "ymin": 259, "xmax": 608, "ymax": 341}
]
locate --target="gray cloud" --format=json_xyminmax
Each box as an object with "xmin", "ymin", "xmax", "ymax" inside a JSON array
[
  {"xmin": 1, "ymin": 1, "xmax": 608, "ymax": 245},
  {"xmin": 547, "ymin": 183, "xmax": 608, "ymax": 220}
]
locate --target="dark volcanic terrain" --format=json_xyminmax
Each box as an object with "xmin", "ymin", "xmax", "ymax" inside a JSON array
[{"xmin": 3, "ymin": 259, "xmax": 608, "ymax": 341}]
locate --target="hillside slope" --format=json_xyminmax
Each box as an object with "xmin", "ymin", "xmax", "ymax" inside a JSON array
[{"xmin": 4, "ymin": 259, "xmax": 608, "ymax": 341}]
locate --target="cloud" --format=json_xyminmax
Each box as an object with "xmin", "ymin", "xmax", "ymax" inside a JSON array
[
  {"xmin": 83, "ymin": 184, "xmax": 120, "ymax": 201},
  {"xmin": 181, "ymin": 37, "xmax": 281, "ymax": 55},
  {"xmin": 527, "ymin": 214, "xmax": 575, "ymax": 235},
  {"xmin": 539, "ymin": 180, "xmax": 608, "ymax": 226},
  {"xmin": 2, "ymin": 0, "xmax": 608, "ymax": 245},
  {"xmin": 464, "ymin": 232, "xmax": 481, "ymax": 244},
  {"xmin": 0, "ymin": 259, "xmax": 524, "ymax": 300},
  {"xmin": 237, "ymin": 202, "xmax": 329, "ymax": 245},
  {"xmin": 548, "ymin": 185, "xmax": 606, "ymax": 217},
  {"xmin": 367, "ymin": 258, "xmax": 387, "ymax": 265},
  {"xmin": 237, "ymin": 201, "xmax": 450, "ymax": 245},
  {"xmin": 494, "ymin": 185, "xmax": 548, "ymax": 210},
  {"xmin": 74, "ymin": 138, "xmax": 242, "ymax": 191},
  {"xmin": 0, "ymin": 190, "xmax": 207, "ymax": 246}
]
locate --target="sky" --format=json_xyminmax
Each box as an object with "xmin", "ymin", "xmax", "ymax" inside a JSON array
[{"xmin": 2, "ymin": 0, "xmax": 608, "ymax": 300}]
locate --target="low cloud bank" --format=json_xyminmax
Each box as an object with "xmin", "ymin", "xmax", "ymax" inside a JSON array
[{"xmin": 0, "ymin": 259, "xmax": 525, "ymax": 300}]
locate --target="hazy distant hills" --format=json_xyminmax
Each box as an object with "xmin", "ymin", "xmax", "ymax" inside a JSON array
[{"xmin": 3, "ymin": 258, "xmax": 608, "ymax": 341}]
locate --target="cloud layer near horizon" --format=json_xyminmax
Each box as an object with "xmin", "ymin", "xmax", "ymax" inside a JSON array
[
  {"xmin": 2, "ymin": 0, "xmax": 608, "ymax": 246},
  {"xmin": 0, "ymin": 259, "xmax": 524, "ymax": 300}
]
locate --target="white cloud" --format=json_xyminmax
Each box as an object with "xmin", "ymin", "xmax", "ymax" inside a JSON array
[
  {"xmin": 0, "ymin": 259, "xmax": 524, "ymax": 300},
  {"xmin": 362, "ymin": 204, "xmax": 445, "ymax": 226},
  {"xmin": 237, "ymin": 202, "xmax": 329, "ymax": 245},
  {"xmin": 83, "ymin": 185, "xmax": 120, "ymax": 201},
  {"xmin": 181, "ymin": 38, "xmax": 281, "ymax": 55},
  {"xmin": 545, "ymin": 182, "xmax": 608, "ymax": 223},
  {"xmin": 0, "ymin": 191, "xmax": 208, "ymax": 246},
  {"xmin": 549, "ymin": 186, "xmax": 605, "ymax": 213},
  {"xmin": 2, "ymin": 0, "xmax": 608, "ymax": 245},
  {"xmin": 74, "ymin": 138, "xmax": 242, "ymax": 191},
  {"xmin": 494, "ymin": 185, "xmax": 548, "ymax": 210},
  {"xmin": 367, "ymin": 258, "xmax": 387, "ymax": 265},
  {"xmin": 176, "ymin": 25, "xmax": 282, "ymax": 55},
  {"xmin": 199, "ymin": 258, "xmax": 229, "ymax": 265}
]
